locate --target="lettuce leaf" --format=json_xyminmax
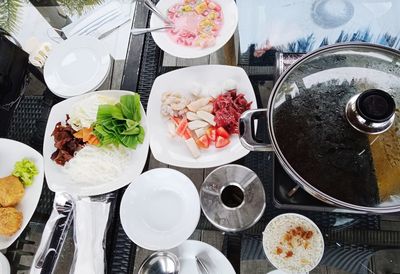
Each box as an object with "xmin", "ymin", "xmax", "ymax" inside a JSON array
[
  {"xmin": 93, "ymin": 94, "xmax": 145, "ymax": 149},
  {"xmin": 120, "ymin": 94, "xmax": 141, "ymax": 121},
  {"xmin": 12, "ymin": 159, "xmax": 39, "ymax": 186}
]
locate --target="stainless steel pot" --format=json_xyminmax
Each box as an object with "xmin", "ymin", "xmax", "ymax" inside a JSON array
[{"xmin": 239, "ymin": 43, "xmax": 400, "ymax": 213}]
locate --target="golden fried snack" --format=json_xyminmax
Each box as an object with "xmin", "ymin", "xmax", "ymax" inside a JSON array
[
  {"xmin": 0, "ymin": 175, "xmax": 25, "ymax": 207},
  {"xmin": 0, "ymin": 207, "xmax": 23, "ymax": 236}
]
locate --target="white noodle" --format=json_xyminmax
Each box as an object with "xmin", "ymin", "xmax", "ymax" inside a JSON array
[{"xmin": 64, "ymin": 145, "xmax": 131, "ymax": 185}]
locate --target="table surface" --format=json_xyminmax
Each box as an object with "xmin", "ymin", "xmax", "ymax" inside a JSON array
[{"xmin": 1, "ymin": 1, "xmax": 400, "ymax": 274}]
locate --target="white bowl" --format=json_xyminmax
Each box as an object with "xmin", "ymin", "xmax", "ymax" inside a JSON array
[
  {"xmin": 150, "ymin": 0, "xmax": 238, "ymax": 59},
  {"xmin": 120, "ymin": 168, "xmax": 200, "ymax": 250},
  {"xmin": 262, "ymin": 213, "xmax": 324, "ymax": 274}
]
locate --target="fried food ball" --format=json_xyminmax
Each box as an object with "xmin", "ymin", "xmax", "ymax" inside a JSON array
[
  {"xmin": 0, "ymin": 175, "xmax": 25, "ymax": 207},
  {"xmin": 0, "ymin": 207, "xmax": 23, "ymax": 236}
]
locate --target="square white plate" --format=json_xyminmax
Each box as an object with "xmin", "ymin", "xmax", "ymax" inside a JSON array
[
  {"xmin": 147, "ymin": 65, "xmax": 257, "ymax": 168},
  {"xmin": 43, "ymin": 90, "xmax": 149, "ymax": 196},
  {"xmin": 0, "ymin": 138, "xmax": 44, "ymax": 249}
]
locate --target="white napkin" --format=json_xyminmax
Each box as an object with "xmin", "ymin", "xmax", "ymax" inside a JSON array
[
  {"xmin": 70, "ymin": 196, "xmax": 114, "ymax": 274},
  {"xmin": 62, "ymin": 1, "xmax": 130, "ymax": 39}
]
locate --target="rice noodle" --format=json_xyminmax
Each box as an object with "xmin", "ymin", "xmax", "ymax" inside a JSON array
[{"xmin": 64, "ymin": 144, "xmax": 131, "ymax": 185}]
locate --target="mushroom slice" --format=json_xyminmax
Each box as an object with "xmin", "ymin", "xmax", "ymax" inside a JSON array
[
  {"xmin": 187, "ymin": 97, "xmax": 210, "ymax": 112},
  {"xmin": 188, "ymin": 120, "xmax": 209, "ymax": 130},
  {"xmin": 197, "ymin": 110, "xmax": 216, "ymax": 126}
]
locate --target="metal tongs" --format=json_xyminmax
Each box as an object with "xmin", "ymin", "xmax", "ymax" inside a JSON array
[
  {"xmin": 131, "ymin": 0, "xmax": 175, "ymax": 35},
  {"xmin": 32, "ymin": 192, "xmax": 75, "ymax": 274},
  {"xmin": 31, "ymin": 192, "xmax": 116, "ymax": 274},
  {"xmin": 142, "ymin": 0, "xmax": 174, "ymax": 25}
]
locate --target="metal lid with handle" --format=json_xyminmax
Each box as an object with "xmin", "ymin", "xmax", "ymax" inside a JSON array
[{"xmin": 240, "ymin": 43, "xmax": 400, "ymax": 212}]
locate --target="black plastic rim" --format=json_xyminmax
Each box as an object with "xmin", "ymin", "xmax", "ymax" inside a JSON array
[{"xmin": 356, "ymin": 89, "xmax": 396, "ymax": 123}]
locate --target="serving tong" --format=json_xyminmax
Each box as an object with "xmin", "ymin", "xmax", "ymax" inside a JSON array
[
  {"xmin": 131, "ymin": 0, "xmax": 175, "ymax": 35},
  {"xmin": 142, "ymin": 0, "xmax": 174, "ymax": 26},
  {"xmin": 33, "ymin": 192, "xmax": 75, "ymax": 274},
  {"xmin": 31, "ymin": 192, "xmax": 116, "ymax": 274}
]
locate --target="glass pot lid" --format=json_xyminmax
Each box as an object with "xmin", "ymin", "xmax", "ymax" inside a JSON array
[{"xmin": 270, "ymin": 43, "xmax": 400, "ymax": 211}]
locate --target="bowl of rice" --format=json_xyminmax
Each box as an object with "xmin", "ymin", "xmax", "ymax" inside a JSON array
[{"xmin": 262, "ymin": 213, "xmax": 324, "ymax": 273}]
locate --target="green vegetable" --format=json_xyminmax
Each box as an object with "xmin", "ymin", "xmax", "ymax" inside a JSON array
[
  {"xmin": 12, "ymin": 159, "xmax": 39, "ymax": 186},
  {"xmin": 93, "ymin": 94, "xmax": 145, "ymax": 149}
]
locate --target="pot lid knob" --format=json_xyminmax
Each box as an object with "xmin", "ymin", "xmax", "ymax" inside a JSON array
[{"xmin": 346, "ymin": 89, "xmax": 396, "ymax": 134}]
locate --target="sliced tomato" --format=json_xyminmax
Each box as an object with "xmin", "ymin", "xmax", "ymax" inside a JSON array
[
  {"xmin": 216, "ymin": 127, "xmax": 230, "ymax": 139},
  {"xmin": 176, "ymin": 117, "xmax": 188, "ymax": 137},
  {"xmin": 215, "ymin": 136, "xmax": 230, "ymax": 148},
  {"xmin": 196, "ymin": 135, "xmax": 210, "ymax": 149},
  {"xmin": 206, "ymin": 126, "xmax": 217, "ymax": 142}
]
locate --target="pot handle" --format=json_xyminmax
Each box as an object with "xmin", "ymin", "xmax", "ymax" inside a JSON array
[{"xmin": 239, "ymin": 109, "xmax": 274, "ymax": 152}]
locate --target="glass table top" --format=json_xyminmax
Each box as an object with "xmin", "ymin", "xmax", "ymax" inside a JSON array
[
  {"xmin": 237, "ymin": 0, "xmax": 400, "ymax": 56},
  {"xmin": 1, "ymin": 1, "xmax": 400, "ymax": 274}
]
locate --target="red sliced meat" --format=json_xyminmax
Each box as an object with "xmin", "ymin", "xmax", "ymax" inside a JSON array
[{"xmin": 213, "ymin": 90, "xmax": 252, "ymax": 134}]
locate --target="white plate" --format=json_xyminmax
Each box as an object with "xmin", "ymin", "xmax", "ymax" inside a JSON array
[
  {"xmin": 0, "ymin": 253, "xmax": 10, "ymax": 274},
  {"xmin": 44, "ymin": 36, "xmax": 111, "ymax": 98},
  {"xmin": 168, "ymin": 240, "xmax": 235, "ymax": 274},
  {"xmin": 0, "ymin": 139, "xmax": 44, "ymax": 249},
  {"xmin": 49, "ymin": 58, "xmax": 112, "ymax": 99},
  {"xmin": 147, "ymin": 65, "xmax": 257, "ymax": 168},
  {"xmin": 150, "ymin": 0, "xmax": 238, "ymax": 59},
  {"xmin": 267, "ymin": 270, "xmax": 307, "ymax": 274},
  {"xmin": 120, "ymin": 168, "xmax": 200, "ymax": 250},
  {"xmin": 43, "ymin": 90, "xmax": 149, "ymax": 196}
]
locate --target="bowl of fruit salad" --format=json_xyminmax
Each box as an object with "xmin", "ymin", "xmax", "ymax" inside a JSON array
[{"xmin": 150, "ymin": 0, "xmax": 238, "ymax": 58}]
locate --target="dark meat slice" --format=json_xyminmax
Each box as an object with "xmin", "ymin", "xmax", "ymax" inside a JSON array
[
  {"xmin": 65, "ymin": 139, "xmax": 83, "ymax": 154},
  {"xmin": 50, "ymin": 115, "xmax": 84, "ymax": 166},
  {"xmin": 51, "ymin": 149, "xmax": 74, "ymax": 166}
]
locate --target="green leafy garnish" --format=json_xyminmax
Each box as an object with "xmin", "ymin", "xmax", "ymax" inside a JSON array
[
  {"xmin": 93, "ymin": 94, "xmax": 145, "ymax": 149},
  {"xmin": 12, "ymin": 159, "xmax": 39, "ymax": 186}
]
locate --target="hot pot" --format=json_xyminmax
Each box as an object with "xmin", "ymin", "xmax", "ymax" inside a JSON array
[{"xmin": 239, "ymin": 43, "xmax": 400, "ymax": 213}]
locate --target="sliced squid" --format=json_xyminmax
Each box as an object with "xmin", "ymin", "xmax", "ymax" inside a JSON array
[
  {"xmin": 185, "ymin": 138, "xmax": 200, "ymax": 158},
  {"xmin": 187, "ymin": 97, "xmax": 210, "ymax": 112},
  {"xmin": 186, "ymin": 111, "xmax": 200, "ymax": 121},
  {"xmin": 196, "ymin": 110, "xmax": 216, "ymax": 126},
  {"xmin": 199, "ymin": 103, "xmax": 213, "ymax": 113},
  {"xmin": 188, "ymin": 120, "xmax": 209, "ymax": 130}
]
